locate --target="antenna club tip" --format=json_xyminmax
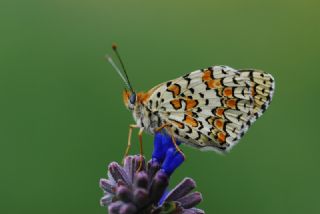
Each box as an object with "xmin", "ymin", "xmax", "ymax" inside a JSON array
[{"xmin": 112, "ymin": 43, "xmax": 117, "ymax": 50}]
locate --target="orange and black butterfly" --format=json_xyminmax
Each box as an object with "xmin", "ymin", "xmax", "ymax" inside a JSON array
[{"xmin": 107, "ymin": 44, "xmax": 275, "ymax": 160}]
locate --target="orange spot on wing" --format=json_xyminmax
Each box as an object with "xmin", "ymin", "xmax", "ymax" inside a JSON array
[
  {"xmin": 186, "ymin": 99, "xmax": 198, "ymax": 110},
  {"xmin": 170, "ymin": 99, "xmax": 182, "ymax": 109},
  {"xmin": 184, "ymin": 115, "xmax": 198, "ymax": 127},
  {"xmin": 170, "ymin": 120, "xmax": 184, "ymax": 129},
  {"xmin": 186, "ymin": 111, "xmax": 193, "ymax": 116},
  {"xmin": 206, "ymin": 79, "xmax": 221, "ymax": 89},
  {"xmin": 167, "ymin": 84, "xmax": 181, "ymax": 96},
  {"xmin": 215, "ymin": 108, "xmax": 225, "ymax": 117},
  {"xmin": 214, "ymin": 119, "xmax": 224, "ymax": 130},
  {"xmin": 217, "ymin": 132, "xmax": 226, "ymax": 143},
  {"xmin": 223, "ymin": 87, "xmax": 233, "ymax": 97},
  {"xmin": 226, "ymin": 99, "xmax": 237, "ymax": 109},
  {"xmin": 202, "ymin": 69, "xmax": 213, "ymax": 81}
]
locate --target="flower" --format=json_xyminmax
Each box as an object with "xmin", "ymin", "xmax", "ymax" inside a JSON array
[
  {"xmin": 152, "ymin": 132, "xmax": 184, "ymax": 176},
  {"xmin": 99, "ymin": 133, "xmax": 205, "ymax": 214}
]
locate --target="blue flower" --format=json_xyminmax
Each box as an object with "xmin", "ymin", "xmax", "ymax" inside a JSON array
[{"xmin": 152, "ymin": 132, "xmax": 184, "ymax": 176}]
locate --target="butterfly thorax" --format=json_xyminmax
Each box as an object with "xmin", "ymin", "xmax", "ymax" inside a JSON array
[
  {"xmin": 132, "ymin": 103, "xmax": 162, "ymax": 134},
  {"xmin": 123, "ymin": 90, "xmax": 162, "ymax": 134}
]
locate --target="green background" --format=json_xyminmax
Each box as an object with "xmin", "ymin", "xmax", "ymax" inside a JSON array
[{"xmin": 1, "ymin": 0, "xmax": 319, "ymax": 213}]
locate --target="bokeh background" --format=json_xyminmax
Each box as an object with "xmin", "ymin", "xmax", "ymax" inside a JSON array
[{"xmin": 1, "ymin": 0, "xmax": 319, "ymax": 213}]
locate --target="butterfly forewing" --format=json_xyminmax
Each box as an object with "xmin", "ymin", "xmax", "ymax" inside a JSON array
[{"xmin": 145, "ymin": 66, "xmax": 274, "ymax": 153}]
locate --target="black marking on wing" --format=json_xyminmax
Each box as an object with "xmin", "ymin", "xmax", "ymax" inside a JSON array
[
  {"xmin": 186, "ymin": 126, "xmax": 192, "ymax": 134},
  {"xmin": 183, "ymin": 74, "xmax": 192, "ymax": 87},
  {"xmin": 195, "ymin": 131, "xmax": 201, "ymax": 140}
]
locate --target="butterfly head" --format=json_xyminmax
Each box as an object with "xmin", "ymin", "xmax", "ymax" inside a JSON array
[
  {"xmin": 123, "ymin": 90, "xmax": 137, "ymax": 110},
  {"xmin": 107, "ymin": 44, "xmax": 149, "ymax": 111},
  {"xmin": 123, "ymin": 90, "xmax": 149, "ymax": 111}
]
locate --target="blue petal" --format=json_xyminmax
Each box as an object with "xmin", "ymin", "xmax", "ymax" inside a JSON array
[
  {"xmin": 161, "ymin": 147, "xmax": 184, "ymax": 176},
  {"xmin": 152, "ymin": 132, "xmax": 166, "ymax": 163},
  {"xmin": 152, "ymin": 132, "xmax": 180, "ymax": 162},
  {"xmin": 152, "ymin": 132, "xmax": 184, "ymax": 175}
]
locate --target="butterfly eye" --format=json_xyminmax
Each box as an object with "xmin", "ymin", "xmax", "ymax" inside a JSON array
[{"xmin": 129, "ymin": 93, "xmax": 136, "ymax": 104}]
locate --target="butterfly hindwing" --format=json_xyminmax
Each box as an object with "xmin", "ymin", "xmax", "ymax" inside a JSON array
[
  {"xmin": 239, "ymin": 70, "xmax": 275, "ymax": 123},
  {"xmin": 145, "ymin": 66, "xmax": 274, "ymax": 153}
]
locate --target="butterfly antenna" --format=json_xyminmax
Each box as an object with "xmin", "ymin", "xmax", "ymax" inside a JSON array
[
  {"xmin": 112, "ymin": 44, "xmax": 134, "ymax": 92},
  {"xmin": 106, "ymin": 55, "xmax": 131, "ymax": 90}
]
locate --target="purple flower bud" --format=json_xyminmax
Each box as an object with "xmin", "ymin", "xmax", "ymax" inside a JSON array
[
  {"xmin": 99, "ymin": 178, "xmax": 115, "ymax": 194},
  {"xmin": 164, "ymin": 178, "xmax": 196, "ymax": 202},
  {"xmin": 116, "ymin": 185, "xmax": 132, "ymax": 203},
  {"xmin": 109, "ymin": 162, "xmax": 131, "ymax": 186},
  {"xmin": 119, "ymin": 203, "xmax": 137, "ymax": 214},
  {"xmin": 147, "ymin": 159, "xmax": 161, "ymax": 181},
  {"xmin": 182, "ymin": 208, "xmax": 206, "ymax": 214},
  {"xmin": 123, "ymin": 155, "xmax": 145, "ymax": 183},
  {"xmin": 133, "ymin": 188, "xmax": 149, "ymax": 207},
  {"xmin": 100, "ymin": 194, "xmax": 113, "ymax": 206},
  {"xmin": 149, "ymin": 170, "xmax": 169, "ymax": 203},
  {"xmin": 177, "ymin": 192, "xmax": 203, "ymax": 209},
  {"xmin": 134, "ymin": 172, "xmax": 149, "ymax": 189},
  {"xmin": 108, "ymin": 201, "xmax": 123, "ymax": 214}
]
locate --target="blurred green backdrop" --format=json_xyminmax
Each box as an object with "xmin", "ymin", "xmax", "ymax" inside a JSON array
[{"xmin": 1, "ymin": 0, "xmax": 319, "ymax": 213}]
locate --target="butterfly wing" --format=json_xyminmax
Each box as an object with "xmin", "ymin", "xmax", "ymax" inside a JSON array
[{"xmin": 145, "ymin": 66, "xmax": 275, "ymax": 153}]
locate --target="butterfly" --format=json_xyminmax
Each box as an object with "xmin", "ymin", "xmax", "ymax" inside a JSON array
[{"xmin": 107, "ymin": 44, "xmax": 275, "ymax": 162}]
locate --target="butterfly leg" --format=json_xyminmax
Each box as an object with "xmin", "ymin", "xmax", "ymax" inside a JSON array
[
  {"xmin": 155, "ymin": 124, "xmax": 186, "ymax": 160},
  {"xmin": 166, "ymin": 126, "xmax": 186, "ymax": 160},
  {"xmin": 137, "ymin": 127, "xmax": 144, "ymax": 172},
  {"xmin": 155, "ymin": 123, "xmax": 169, "ymax": 132},
  {"xmin": 124, "ymin": 124, "xmax": 139, "ymax": 162}
]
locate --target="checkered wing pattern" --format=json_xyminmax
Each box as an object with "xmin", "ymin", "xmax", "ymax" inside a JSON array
[{"xmin": 145, "ymin": 66, "xmax": 275, "ymax": 153}]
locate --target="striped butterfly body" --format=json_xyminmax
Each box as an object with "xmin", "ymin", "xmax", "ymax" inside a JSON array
[
  {"xmin": 108, "ymin": 45, "xmax": 275, "ymax": 156},
  {"xmin": 123, "ymin": 65, "xmax": 274, "ymax": 153}
]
